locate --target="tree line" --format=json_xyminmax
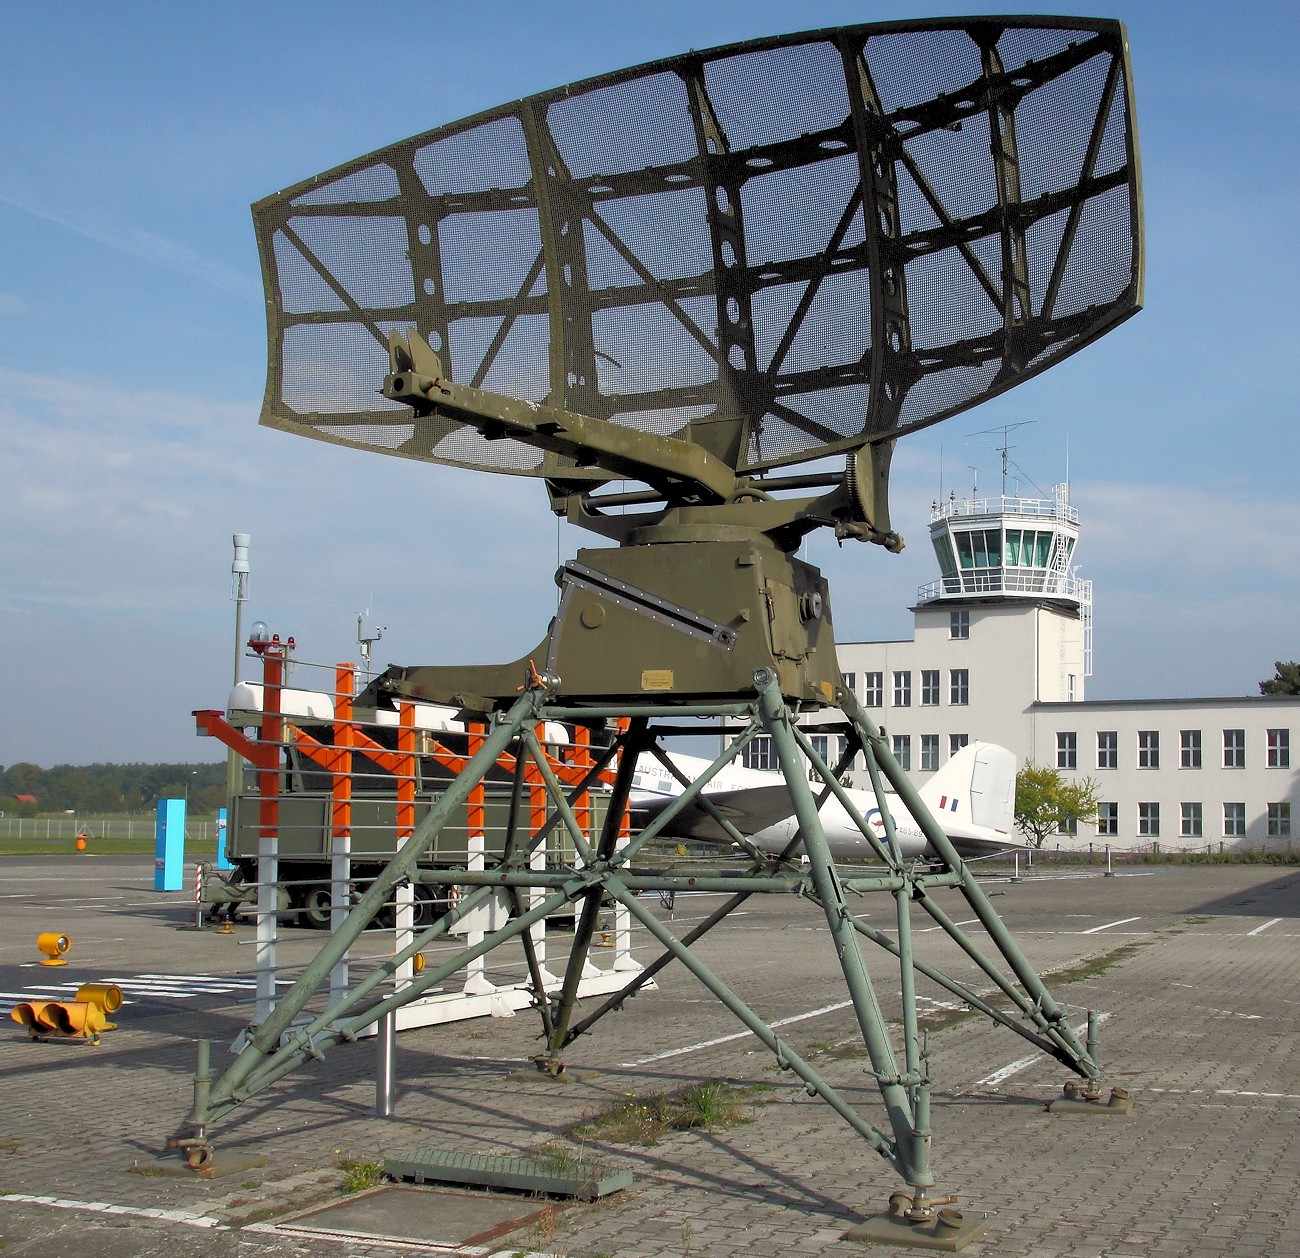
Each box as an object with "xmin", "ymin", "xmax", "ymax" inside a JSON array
[{"xmin": 0, "ymin": 760, "xmax": 228, "ymax": 817}]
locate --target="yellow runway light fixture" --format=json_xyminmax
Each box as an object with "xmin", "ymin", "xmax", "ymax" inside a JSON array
[
  {"xmin": 391, "ymin": 952, "xmax": 426, "ymax": 974},
  {"xmin": 10, "ymin": 999, "xmax": 107, "ymax": 1043},
  {"xmin": 37, "ymin": 933, "xmax": 71, "ymax": 965},
  {"xmin": 76, "ymin": 983, "xmax": 124, "ymax": 1029}
]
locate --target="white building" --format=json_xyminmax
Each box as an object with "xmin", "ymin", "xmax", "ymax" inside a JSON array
[{"xmin": 749, "ymin": 484, "xmax": 1298, "ymax": 852}]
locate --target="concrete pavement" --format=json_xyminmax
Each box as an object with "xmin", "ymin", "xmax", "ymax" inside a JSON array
[{"xmin": 2, "ymin": 855, "xmax": 1299, "ymax": 1255}]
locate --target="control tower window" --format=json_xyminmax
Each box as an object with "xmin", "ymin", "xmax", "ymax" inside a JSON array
[{"xmin": 954, "ymin": 528, "xmax": 1001, "ymax": 569}]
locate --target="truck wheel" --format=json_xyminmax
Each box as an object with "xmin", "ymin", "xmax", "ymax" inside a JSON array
[
  {"xmin": 413, "ymin": 885, "xmax": 451, "ymax": 928},
  {"xmin": 298, "ymin": 886, "xmax": 332, "ymax": 930}
]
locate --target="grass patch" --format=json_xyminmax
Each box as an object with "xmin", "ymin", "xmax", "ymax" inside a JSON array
[
  {"xmin": 337, "ymin": 1155, "xmax": 385, "ymax": 1193},
  {"xmin": 803, "ymin": 1039, "xmax": 869, "ymax": 1061},
  {"xmin": 916, "ymin": 1004, "xmax": 982, "ymax": 1034},
  {"xmin": 905, "ymin": 940, "xmax": 1153, "ymax": 1035},
  {"xmin": 535, "ymin": 1139, "xmax": 594, "ymax": 1177},
  {"xmin": 571, "ymin": 1080, "xmax": 759, "ymax": 1147},
  {"xmin": 0, "ymin": 835, "xmax": 221, "ymax": 859},
  {"xmin": 1043, "ymin": 940, "xmax": 1151, "ymax": 986}
]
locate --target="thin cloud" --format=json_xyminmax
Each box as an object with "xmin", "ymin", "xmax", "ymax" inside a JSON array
[{"xmin": 0, "ymin": 190, "xmax": 260, "ymax": 300}]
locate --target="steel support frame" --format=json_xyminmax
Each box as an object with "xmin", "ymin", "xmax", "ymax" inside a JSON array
[{"xmin": 178, "ymin": 670, "xmax": 1104, "ymax": 1212}]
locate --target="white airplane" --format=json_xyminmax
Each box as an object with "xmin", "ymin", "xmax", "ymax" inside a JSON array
[{"xmin": 630, "ymin": 741, "xmax": 1024, "ymax": 861}]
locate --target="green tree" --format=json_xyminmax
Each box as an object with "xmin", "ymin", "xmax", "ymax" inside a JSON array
[
  {"xmin": 1260, "ymin": 661, "xmax": 1300, "ymax": 696},
  {"xmin": 1014, "ymin": 763, "xmax": 1101, "ymax": 849}
]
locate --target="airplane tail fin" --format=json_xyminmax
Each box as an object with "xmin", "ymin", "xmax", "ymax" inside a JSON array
[{"xmin": 919, "ymin": 742, "xmax": 1017, "ymax": 837}]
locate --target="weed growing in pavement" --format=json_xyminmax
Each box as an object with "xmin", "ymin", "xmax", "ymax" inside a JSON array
[
  {"xmin": 572, "ymin": 1080, "xmax": 759, "ymax": 1146},
  {"xmin": 336, "ymin": 1155, "xmax": 385, "ymax": 1193}
]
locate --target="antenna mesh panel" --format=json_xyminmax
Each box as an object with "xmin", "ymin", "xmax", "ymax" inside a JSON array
[{"xmin": 254, "ymin": 17, "xmax": 1141, "ymax": 479}]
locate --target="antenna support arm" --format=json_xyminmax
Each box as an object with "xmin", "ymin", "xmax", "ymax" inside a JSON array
[{"xmin": 382, "ymin": 330, "xmax": 736, "ymax": 506}]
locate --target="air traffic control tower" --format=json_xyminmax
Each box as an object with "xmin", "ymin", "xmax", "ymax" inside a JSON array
[{"xmin": 919, "ymin": 481, "xmax": 1091, "ymax": 699}]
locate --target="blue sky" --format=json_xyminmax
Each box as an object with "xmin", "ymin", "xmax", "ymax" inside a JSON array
[{"xmin": 2, "ymin": 1, "xmax": 1297, "ymax": 768}]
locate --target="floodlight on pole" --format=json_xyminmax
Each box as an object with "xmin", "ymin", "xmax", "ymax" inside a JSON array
[
  {"xmin": 227, "ymin": 533, "xmax": 251, "ymax": 807},
  {"xmin": 231, "ymin": 533, "xmax": 250, "ymax": 685}
]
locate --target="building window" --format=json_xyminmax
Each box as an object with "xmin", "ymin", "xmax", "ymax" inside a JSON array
[
  {"xmin": 950, "ymin": 610, "xmax": 969, "ymax": 640},
  {"xmin": 1268, "ymin": 802, "xmax": 1291, "ymax": 837},
  {"xmin": 1096, "ymin": 731, "xmax": 1117, "ymax": 770},
  {"xmin": 892, "ymin": 734, "xmax": 911, "ymax": 771},
  {"xmin": 1058, "ymin": 814, "xmax": 1078, "ymax": 836},
  {"xmin": 949, "ymin": 669, "xmax": 969, "ymax": 706},
  {"xmin": 920, "ymin": 734, "xmax": 940, "ymax": 771},
  {"xmin": 920, "ymin": 670, "xmax": 940, "ymax": 706},
  {"xmin": 1267, "ymin": 729, "xmax": 1290, "ymax": 769},
  {"xmin": 893, "ymin": 671, "xmax": 911, "ymax": 707},
  {"xmin": 1223, "ymin": 729, "xmax": 1246, "ymax": 769},
  {"xmin": 1138, "ymin": 731, "xmax": 1160, "ymax": 769},
  {"xmin": 809, "ymin": 734, "xmax": 830, "ymax": 773},
  {"xmin": 1057, "ymin": 732, "xmax": 1077, "ymax": 770},
  {"xmin": 863, "ymin": 672, "xmax": 883, "ymax": 707},
  {"xmin": 1096, "ymin": 802, "xmax": 1118, "ymax": 837},
  {"xmin": 1181, "ymin": 802, "xmax": 1202, "ymax": 838},
  {"xmin": 842, "ymin": 672, "xmax": 856, "ymax": 697},
  {"xmin": 1223, "ymin": 802, "xmax": 1246, "ymax": 838},
  {"xmin": 744, "ymin": 735, "xmax": 776, "ymax": 771},
  {"xmin": 949, "ymin": 733, "xmax": 968, "ymax": 756},
  {"xmin": 1180, "ymin": 729, "xmax": 1201, "ymax": 769},
  {"xmin": 1138, "ymin": 802, "xmax": 1160, "ymax": 838}
]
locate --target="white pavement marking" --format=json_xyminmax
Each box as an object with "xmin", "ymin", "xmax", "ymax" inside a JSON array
[
  {"xmin": 0, "ymin": 1193, "xmax": 222, "ymax": 1228},
  {"xmin": 620, "ymin": 999, "xmax": 854, "ymax": 1067},
  {"xmin": 0, "ymin": 972, "xmax": 259, "ymax": 1015},
  {"xmin": 1081, "ymin": 916, "xmax": 1141, "ymax": 934},
  {"xmin": 1148, "ymin": 1087, "xmax": 1300, "ymax": 1103},
  {"xmin": 915, "ymin": 918, "xmax": 979, "ymax": 934},
  {"xmin": 1247, "ymin": 917, "xmax": 1282, "ymax": 937},
  {"xmin": 972, "ymin": 1012, "xmax": 1111, "ymax": 1089}
]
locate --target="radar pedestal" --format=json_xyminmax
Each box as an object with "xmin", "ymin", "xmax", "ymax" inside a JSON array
[
  {"xmin": 374, "ymin": 537, "xmax": 840, "ymax": 710},
  {"xmin": 181, "ymin": 15, "xmax": 1144, "ymax": 1242}
]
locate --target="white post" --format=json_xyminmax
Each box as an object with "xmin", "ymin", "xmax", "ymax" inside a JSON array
[
  {"xmin": 462, "ymin": 834, "xmax": 496, "ymax": 995},
  {"xmin": 613, "ymin": 832, "xmax": 641, "ymax": 973},
  {"xmin": 530, "ymin": 840, "xmax": 558, "ymax": 988},
  {"xmin": 393, "ymin": 838, "xmax": 415, "ymax": 997},
  {"xmin": 329, "ymin": 825, "xmax": 351, "ymax": 1007},
  {"xmin": 255, "ymin": 830, "xmax": 278, "ymax": 1025}
]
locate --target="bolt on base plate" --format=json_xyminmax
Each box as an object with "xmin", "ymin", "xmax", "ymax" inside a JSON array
[
  {"xmin": 143, "ymin": 1150, "xmax": 269, "ymax": 1179},
  {"xmin": 1048, "ymin": 1083, "xmax": 1134, "ymax": 1115},
  {"xmin": 845, "ymin": 1193, "xmax": 987, "ymax": 1251}
]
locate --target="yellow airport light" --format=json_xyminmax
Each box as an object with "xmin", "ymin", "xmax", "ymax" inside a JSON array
[
  {"xmin": 10, "ymin": 999, "xmax": 107, "ymax": 1043},
  {"xmin": 37, "ymin": 933, "xmax": 71, "ymax": 965},
  {"xmin": 75, "ymin": 983, "xmax": 124, "ymax": 1029}
]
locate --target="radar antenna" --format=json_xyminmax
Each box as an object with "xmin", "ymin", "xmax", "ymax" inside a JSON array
[{"xmin": 182, "ymin": 17, "xmax": 1144, "ymax": 1243}]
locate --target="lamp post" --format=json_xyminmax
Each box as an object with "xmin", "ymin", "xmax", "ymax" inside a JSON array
[{"xmin": 227, "ymin": 534, "xmax": 251, "ymax": 805}]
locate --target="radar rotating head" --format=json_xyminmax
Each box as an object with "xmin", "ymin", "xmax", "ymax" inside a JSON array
[{"xmin": 254, "ymin": 16, "xmax": 1141, "ymax": 551}]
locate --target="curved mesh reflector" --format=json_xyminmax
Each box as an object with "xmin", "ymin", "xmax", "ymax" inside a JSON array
[{"xmin": 254, "ymin": 17, "xmax": 1142, "ymax": 479}]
